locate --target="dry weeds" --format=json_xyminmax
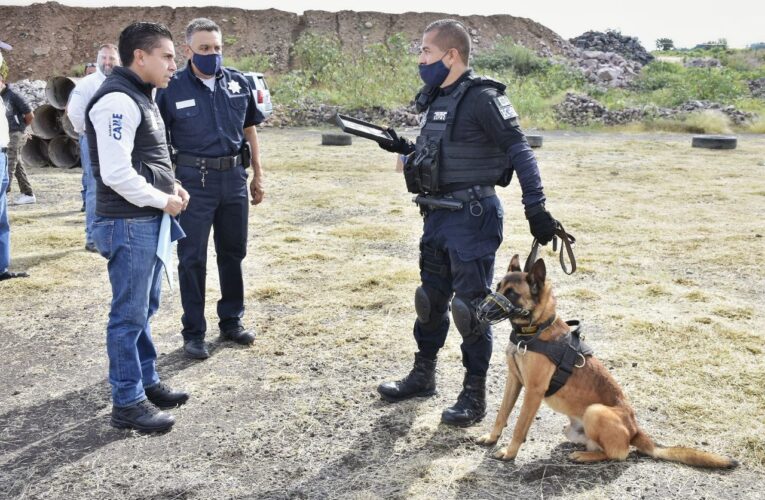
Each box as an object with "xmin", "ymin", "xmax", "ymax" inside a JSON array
[{"xmin": 0, "ymin": 129, "xmax": 763, "ymax": 499}]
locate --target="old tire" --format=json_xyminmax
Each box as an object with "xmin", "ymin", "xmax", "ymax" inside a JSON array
[
  {"xmin": 691, "ymin": 135, "xmax": 737, "ymax": 150},
  {"xmin": 321, "ymin": 133, "xmax": 352, "ymax": 146},
  {"xmin": 526, "ymin": 135, "xmax": 543, "ymax": 148}
]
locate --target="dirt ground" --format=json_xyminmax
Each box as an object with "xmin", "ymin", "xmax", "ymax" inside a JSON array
[{"xmin": 1, "ymin": 129, "xmax": 764, "ymax": 499}]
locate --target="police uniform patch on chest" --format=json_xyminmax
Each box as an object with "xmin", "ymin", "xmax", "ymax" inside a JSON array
[
  {"xmin": 227, "ymin": 80, "xmax": 242, "ymax": 94},
  {"xmin": 432, "ymin": 111, "xmax": 448, "ymax": 122},
  {"xmin": 493, "ymin": 95, "xmax": 518, "ymax": 121}
]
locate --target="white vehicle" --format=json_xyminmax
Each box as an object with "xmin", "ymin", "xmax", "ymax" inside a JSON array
[{"xmin": 242, "ymin": 72, "xmax": 273, "ymax": 119}]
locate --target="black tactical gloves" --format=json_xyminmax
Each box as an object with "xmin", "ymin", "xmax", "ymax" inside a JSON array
[
  {"xmin": 525, "ymin": 204, "xmax": 557, "ymax": 245},
  {"xmin": 379, "ymin": 128, "xmax": 415, "ymax": 155}
]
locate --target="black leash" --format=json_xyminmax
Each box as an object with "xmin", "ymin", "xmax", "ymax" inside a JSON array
[{"xmin": 524, "ymin": 221, "xmax": 577, "ymax": 275}]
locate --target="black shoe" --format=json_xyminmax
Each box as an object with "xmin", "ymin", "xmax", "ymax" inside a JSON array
[
  {"xmin": 85, "ymin": 242, "xmax": 98, "ymax": 253},
  {"xmin": 0, "ymin": 271, "xmax": 29, "ymax": 281},
  {"xmin": 145, "ymin": 381, "xmax": 189, "ymax": 410},
  {"xmin": 111, "ymin": 399, "xmax": 175, "ymax": 432},
  {"xmin": 441, "ymin": 373, "xmax": 487, "ymax": 427},
  {"xmin": 183, "ymin": 339, "xmax": 210, "ymax": 359},
  {"xmin": 220, "ymin": 326, "xmax": 256, "ymax": 345},
  {"xmin": 377, "ymin": 353, "xmax": 437, "ymax": 402}
]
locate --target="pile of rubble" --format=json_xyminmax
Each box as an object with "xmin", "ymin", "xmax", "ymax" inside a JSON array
[
  {"xmin": 569, "ymin": 30, "xmax": 654, "ymax": 65},
  {"xmin": 554, "ymin": 93, "xmax": 757, "ymax": 126},
  {"xmin": 7, "ymin": 79, "xmax": 47, "ymax": 109},
  {"xmin": 573, "ymin": 50, "xmax": 644, "ymax": 87},
  {"xmin": 684, "ymin": 58, "xmax": 722, "ymax": 68},
  {"xmin": 749, "ymin": 77, "xmax": 765, "ymax": 99},
  {"xmin": 264, "ymin": 101, "xmax": 420, "ymax": 129}
]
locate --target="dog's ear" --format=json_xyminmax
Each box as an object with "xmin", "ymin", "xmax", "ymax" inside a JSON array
[
  {"xmin": 527, "ymin": 258, "xmax": 547, "ymax": 295},
  {"xmin": 508, "ymin": 254, "xmax": 521, "ymax": 273}
]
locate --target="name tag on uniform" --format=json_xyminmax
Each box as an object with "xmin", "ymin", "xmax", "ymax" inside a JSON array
[
  {"xmin": 494, "ymin": 95, "xmax": 518, "ymax": 121},
  {"xmin": 175, "ymin": 99, "xmax": 196, "ymax": 110}
]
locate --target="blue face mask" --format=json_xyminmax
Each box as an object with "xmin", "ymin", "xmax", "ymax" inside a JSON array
[
  {"xmin": 192, "ymin": 51, "xmax": 222, "ymax": 76},
  {"xmin": 418, "ymin": 53, "xmax": 450, "ymax": 87}
]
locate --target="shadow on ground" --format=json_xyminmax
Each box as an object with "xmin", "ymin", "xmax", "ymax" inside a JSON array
[{"xmin": 0, "ymin": 339, "xmax": 226, "ymax": 497}]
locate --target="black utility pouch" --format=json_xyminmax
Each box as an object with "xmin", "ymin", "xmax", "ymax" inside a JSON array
[
  {"xmin": 402, "ymin": 153, "xmax": 419, "ymax": 193},
  {"xmin": 413, "ymin": 136, "xmax": 440, "ymax": 194},
  {"xmin": 241, "ymin": 142, "xmax": 252, "ymax": 169}
]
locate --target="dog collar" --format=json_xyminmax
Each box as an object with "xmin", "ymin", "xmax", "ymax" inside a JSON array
[{"xmin": 511, "ymin": 314, "xmax": 557, "ymax": 337}]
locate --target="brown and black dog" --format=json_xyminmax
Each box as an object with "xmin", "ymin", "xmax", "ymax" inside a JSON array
[{"xmin": 476, "ymin": 255, "xmax": 737, "ymax": 468}]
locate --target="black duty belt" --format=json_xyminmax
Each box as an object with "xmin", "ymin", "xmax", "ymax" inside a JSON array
[
  {"xmin": 177, "ymin": 153, "xmax": 242, "ymax": 171},
  {"xmin": 414, "ymin": 185, "xmax": 496, "ymax": 212}
]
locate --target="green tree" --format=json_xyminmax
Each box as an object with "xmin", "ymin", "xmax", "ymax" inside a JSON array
[{"xmin": 656, "ymin": 38, "xmax": 674, "ymax": 51}]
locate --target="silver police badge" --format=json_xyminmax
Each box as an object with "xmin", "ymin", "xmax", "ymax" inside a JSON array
[
  {"xmin": 494, "ymin": 95, "xmax": 518, "ymax": 121},
  {"xmin": 227, "ymin": 80, "xmax": 242, "ymax": 94}
]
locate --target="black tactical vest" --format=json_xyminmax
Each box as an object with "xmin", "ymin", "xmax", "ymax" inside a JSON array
[
  {"xmin": 85, "ymin": 67, "xmax": 175, "ymax": 218},
  {"xmin": 412, "ymin": 73, "xmax": 508, "ymax": 193}
]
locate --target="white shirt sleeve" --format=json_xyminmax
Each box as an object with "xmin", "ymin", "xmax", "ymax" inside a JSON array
[
  {"xmin": 66, "ymin": 72, "xmax": 105, "ymax": 134},
  {"xmin": 88, "ymin": 92, "xmax": 170, "ymax": 210}
]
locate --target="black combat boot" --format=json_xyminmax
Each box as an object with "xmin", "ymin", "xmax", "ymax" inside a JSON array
[
  {"xmin": 441, "ymin": 373, "xmax": 486, "ymax": 427},
  {"xmin": 111, "ymin": 399, "xmax": 175, "ymax": 432},
  {"xmin": 145, "ymin": 382, "xmax": 189, "ymax": 410},
  {"xmin": 377, "ymin": 353, "xmax": 437, "ymax": 402}
]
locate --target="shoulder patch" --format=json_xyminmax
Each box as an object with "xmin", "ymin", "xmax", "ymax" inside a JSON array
[{"xmin": 493, "ymin": 95, "xmax": 518, "ymax": 121}]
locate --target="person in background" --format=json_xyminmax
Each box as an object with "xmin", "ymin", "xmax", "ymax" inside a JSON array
[
  {"xmin": 0, "ymin": 45, "xmax": 29, "ymax": 281},
  {"xmin": 67, "ymin": 43, "xmax": 121, "ymax": 252},
  {"xmin": 0, "ymin": 59, "xmax": 35, "ymax": 205}
]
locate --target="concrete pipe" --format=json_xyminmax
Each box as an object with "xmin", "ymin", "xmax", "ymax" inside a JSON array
[
  {"xmin": 48, "ymin": 135, "xmax": 81, "ymax": 168},
  {"xmin": 62, "ymin": 112, "xmax": 78, "ymax": 139},
  {"xmin": 21, "ymin": 136, "xmax": 51, "ymax": 168},
  {"xmin": 46, "ymin": 76, "xmax": 80, "ymax": 110},
  {"xmin": 31, "ymin": 104, "xmax": 63, "ymax": 139}
]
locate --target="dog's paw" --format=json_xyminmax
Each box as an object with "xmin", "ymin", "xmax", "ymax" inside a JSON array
[
  {"xmin": 493, "ymin": 447, "xmax": 517, "ymax": 461},
  {"xmin": 568, "ymin": 451, "xmax": 587, "ymax": 463},
  {"xmin": 476, "ymin": 433, "xmax": 498, "ymax": 446}
]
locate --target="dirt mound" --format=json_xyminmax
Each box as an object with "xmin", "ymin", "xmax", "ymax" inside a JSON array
[{"xmin": 0, "ymin": 2, "xmax": 572, "ymax": 81}]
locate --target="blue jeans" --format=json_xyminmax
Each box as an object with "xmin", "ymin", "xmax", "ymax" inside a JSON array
[
  {"xmin": 92, "ymin": 214, "xmax": 164, "ymax": 407},
  {"xmin": 80, "ymin": 135, "xmax": 97, "ymax": 246},
  {"xmin": 0, "ymin": 151, "xmax": 9, "ymax": 273},
  {"xmin": 175, "ymin": 164, "xmax": 249, "ymax": 340}
]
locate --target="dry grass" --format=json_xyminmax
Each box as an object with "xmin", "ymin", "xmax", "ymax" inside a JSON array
[{"xmin": 0, "ymin": 129, "xmax": 763, "ymax": 499}]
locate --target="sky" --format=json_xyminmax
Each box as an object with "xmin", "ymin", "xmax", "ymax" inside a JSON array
[{"xmin": 1, "ymin": 0, "xmax": 763, "ymax": 49}]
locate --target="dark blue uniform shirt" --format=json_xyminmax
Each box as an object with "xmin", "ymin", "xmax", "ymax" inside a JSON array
[{"xmin": 156, "ymin": 65, "xmax": 263, "ymax": 158}]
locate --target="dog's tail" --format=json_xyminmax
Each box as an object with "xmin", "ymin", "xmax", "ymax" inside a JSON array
[{"xmin": 631, "ymin": 429, "xmax": 738, "ymax": 469}]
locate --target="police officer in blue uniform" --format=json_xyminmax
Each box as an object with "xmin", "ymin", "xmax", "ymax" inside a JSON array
[
  {"xmin": 377, "ymin": 20, "xmax": 559, "ymax": 426},
  {"xmin": 157, "ymin": 18, "xmax": 265, "ymax": 359}
]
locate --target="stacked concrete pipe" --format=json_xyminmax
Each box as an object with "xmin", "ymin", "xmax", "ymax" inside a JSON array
[{"xmin": 22, "ymin": 76, "xmax": 82, "ymax": 169}]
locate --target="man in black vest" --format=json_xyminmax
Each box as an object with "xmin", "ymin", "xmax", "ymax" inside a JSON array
[
  {"xmin": 377, "ymin": 19, "xmax": 560, "ymax": 427},
  {"xmin": 87, "ymin": 22, "xmax": 190, "ymax": 432}
]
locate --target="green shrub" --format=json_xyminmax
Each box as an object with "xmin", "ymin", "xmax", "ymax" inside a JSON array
[
  {"xmin": 473, "ymin": 37, "xmax": 547, "ymax": 75},
  {"xmin": 226, "ymin": 53, "xmax": 273, "ymax": 73}
]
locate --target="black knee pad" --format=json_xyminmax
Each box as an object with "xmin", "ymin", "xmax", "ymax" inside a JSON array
[
  {"xmin": 415, "ymin": 286, "xmax": 448, "ymax": 331},
  {"xmin": 452, "ymin": 295, "xmax": 489, "ymax": 345}
]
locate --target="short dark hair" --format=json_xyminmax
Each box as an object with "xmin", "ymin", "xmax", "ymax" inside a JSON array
[
  {"xmin": 424, "ymin": 19, "xmax": 471, "ymax": 65},
  {"xmin": 118, "ymin": 22, "xmax": 173, "ymax": 67},
  {"xmin": 185, "ymin": 18, "xmax": 221, "ymax": 44}
]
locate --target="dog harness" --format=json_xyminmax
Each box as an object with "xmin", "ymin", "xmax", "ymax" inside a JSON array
[{"xmin": 510, "ymin": 319, "xmax": 594, "ymax": 397}]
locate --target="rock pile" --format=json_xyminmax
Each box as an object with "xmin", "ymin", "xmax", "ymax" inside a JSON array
[
  {"xmin": 749, "ymin": 77, "xmax": 765, "ymax": 99},
  {"xmin": 684, "ymin": 58, "xmax": 722, "ymax": 68},
  {"xmin": 7, "ymin": 79, "xmax": 47, "ymax": 109},
  {"xmin": 574, "ymin": 50, "xmax": 643, "ymax": 87},
  {"xmin": 263, "ymin": 101, "xmax": 420, "ymax": 129},
  {"xmin": 569, "ymin": 30, "xmax": 654, "ymax": 65},
  {"xmin": 554, "ymin": 93, "xmax": 757, "ymax": 126}
]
